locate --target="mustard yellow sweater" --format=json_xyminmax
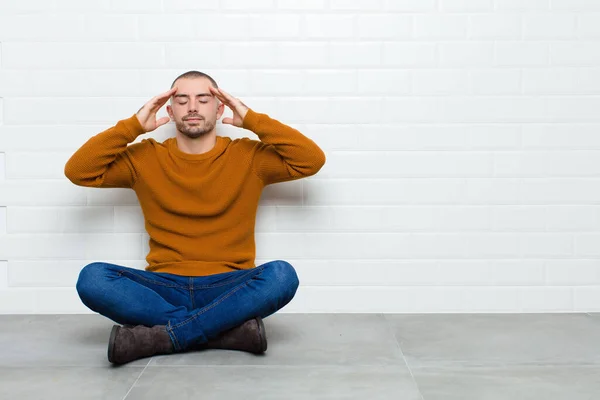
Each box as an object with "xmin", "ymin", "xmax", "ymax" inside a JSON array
[{"xmin": 64, "ymin": 110, "xmax": 326, "ymax": 276}]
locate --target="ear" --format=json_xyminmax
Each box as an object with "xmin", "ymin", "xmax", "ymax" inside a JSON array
[
  {"xmin": 166, "ymin": 105, "xmax": 174, "ymax": 119},
  {"xmin": 216, "ymin": 101, "xmax": 225, "ymax": 120}
]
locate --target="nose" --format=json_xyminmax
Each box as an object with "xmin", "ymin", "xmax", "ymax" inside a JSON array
[{"xmin": 186, "ymin": 101, "xmax": 198, "ymax": 113}]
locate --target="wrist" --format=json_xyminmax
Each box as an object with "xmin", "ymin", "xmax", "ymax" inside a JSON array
[
  {"xmin": 125, "ymin": 114, "xmax": 147, "ymax": 137},
  {"xmin": 241, "ymin": 109, "xmax": 260, "ymax": 131}
]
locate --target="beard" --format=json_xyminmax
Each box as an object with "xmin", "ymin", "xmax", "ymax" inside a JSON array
[{"xmin": 175, "ymin": 117, "xmax": 216, "ymax": 139}]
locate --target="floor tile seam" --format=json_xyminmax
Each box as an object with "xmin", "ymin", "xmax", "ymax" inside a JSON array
[
  {"xmin": 407, "ymin": 361, "xmax": 600, "ymax": 369},
  {"xmin": 122, "ymin": 360, "xmax": 151, "ymax": 400},
  {"xmin": 0, "ymin": 364, "xmax": 148, "ymax": 368},
  {"xmin": 144, "ymin": 363, "xmax": 412, "ymax": 368},
  {"xmin": 382, "ymin": 313, "xmax": 425, "ymax": 400}
]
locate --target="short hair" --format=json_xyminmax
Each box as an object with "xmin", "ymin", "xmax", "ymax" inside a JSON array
[{"xmin": 170, "ymin": 71, "xmax": 219, "ymax": 89}]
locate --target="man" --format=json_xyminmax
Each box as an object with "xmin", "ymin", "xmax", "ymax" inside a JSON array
[{"xmin": 64, "ymin": 71, "xmax": 326, "ymax": 365}]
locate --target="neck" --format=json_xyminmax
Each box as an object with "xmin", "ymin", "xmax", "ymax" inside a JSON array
[{"xmin": 175, "ymin": 131, "xmax": 217, "ymax": 155}]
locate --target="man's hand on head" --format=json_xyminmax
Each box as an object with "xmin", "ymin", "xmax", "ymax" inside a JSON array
[
  {"xmin": 209, "ymin": 86, "xmax": 249, "ymax": 128},
  {"xmin": 135, "ymin": 87, "xmax": 178, "ymax": 133}
]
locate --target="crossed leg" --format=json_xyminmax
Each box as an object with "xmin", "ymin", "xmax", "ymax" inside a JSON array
[{"xmin": 76, "ymin": 260, "xmax": 299, "ymax": 351}]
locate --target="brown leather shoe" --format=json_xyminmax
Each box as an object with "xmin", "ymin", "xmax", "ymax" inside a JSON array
[
  {"xmin": 194, "ymin": 317, "xmax": 267, "ymax": 354},
  {"xmin": 108, "ymin": 324, "xmax": 174, "ymax": 365}
]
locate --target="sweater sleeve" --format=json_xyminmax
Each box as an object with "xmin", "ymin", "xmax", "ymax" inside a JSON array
[
  {"xmin": 64, "ymin": 114, "xmax": 147, "ymax": 189},
  {"xmin": 242, "ymin": 109, "xmax": 326, "ymax": 186}
]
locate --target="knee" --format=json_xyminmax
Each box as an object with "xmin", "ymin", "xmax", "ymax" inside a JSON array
[
  {"xmin": 268, "ymin": 260, "xmax": 300, "ymax": 301},
  {"xmin": 76, "ymin": 262, "xmax": 108, "ymax": 301}
]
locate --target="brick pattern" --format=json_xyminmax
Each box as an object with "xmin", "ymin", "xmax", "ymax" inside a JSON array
[{"xmin": 1, "ymin": 0, "xmax": 600, "ymax": 312}]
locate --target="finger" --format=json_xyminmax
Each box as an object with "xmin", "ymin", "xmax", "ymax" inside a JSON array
[
  {"xmin": 156, "ymin": 116, "xmax": 170, "ymax": 127},
  {"xmin": 148, "ymin": 101, "xmax": 164, "ymax": 114},
  {"xmin": 222, "ymin": 117, "xmax": 234, "ymax": 125},
  {"xmin": 148, "ymin": 97, "xmax": 172, "ymax": 114},
  {"xmin": 156, "ymin": 87, "xmax": 178, "ymax": 101},
  {"xmin": 209, "ymin": 86, "xmax": 222, "ymax": 100},
  {"xmin": 149, "ymin": 88, "xmax": 177, "ymax": 110},
  {"xmin": 211, "ymin": 90, "xmax": 229, "ymax": 105},
  {"xmin": 215, "ymin": 90, "xmax": 235, "ymax": 107},
  {"xmin": 217, "ymin": 89, "xmax": 245, "ymax": 112},
  {"xmin": 155, "ymin": 88, "xmax": 178, "ymax": 105},
  {"xmin": 210, "ymin": 87, "xmax": 232, "ymax": 105},
  {"xmin": 216, "ymin": 88, "xmax": 235, "ymax": 103},
  {"xmin": 215, "ymin": 94, "xmax": 233, "ymax": 110}
]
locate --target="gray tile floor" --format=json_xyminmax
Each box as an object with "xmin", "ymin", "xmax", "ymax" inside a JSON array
[{"xmin": 1, "ymin": 313, "xmax": 600, "ymax": 399}]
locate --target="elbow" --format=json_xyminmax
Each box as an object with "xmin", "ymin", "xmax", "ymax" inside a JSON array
[
  {"xmin": 308, "ymin": 148, "xmax": 326, "ymax": 176},
  {"xmin": 317, "ymin": 148, "xmax": 326, "ymax": 169},
  {"xmin": 64, "ymin": 162, "xmax": 76, "ymax": 183},
  {"xmin": 64, "ymin": 169, "xmax": 80, "ymax": 186},
  {"xmin": 64, "ymin": 160, "xmax": 84, "ymax": 186}
]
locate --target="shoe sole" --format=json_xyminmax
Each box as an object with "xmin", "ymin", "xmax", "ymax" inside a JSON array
[
  {"xmin": 108, "ymin": 325, "xmax": 120, "ymax": 364},
  {"xmin": 256, "ymin": 317, "xmax": 267, "ymax": 353}
]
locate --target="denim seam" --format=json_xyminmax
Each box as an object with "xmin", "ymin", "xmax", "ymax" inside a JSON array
[
  {"xmin": 166, "ymin": 321, "xmax": 182, "ymax": 350},
  {"xmin": 191, "ymin": 268, "xmax": 262, "ymax": 289},
  {"xmin": 116, "ymin": 267, "xmax": 261, "ymax": 289},
  {"xmin": 189, "ymin": 277, "xmax": 195, "ymax": 309},
  {"xmin": 117, "ymin": 269, "xmax": 183, "ymax": 288},
  {"xmin": 171, "ymin": 282, "xmax": 249, "ymax": 331},
  {"xmin": 171, "ymin": 267, "xmax": 266, "ymax": 330}
]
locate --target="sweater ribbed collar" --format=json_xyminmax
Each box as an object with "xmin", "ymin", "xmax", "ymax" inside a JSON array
[{"xmin": 167, "ymin": 136, "xmax": 227, "ymax": 161}]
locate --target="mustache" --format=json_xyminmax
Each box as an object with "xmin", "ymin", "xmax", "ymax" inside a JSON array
[{"xmin": 183, "ymin": 115, "xmax": 204, "ymax": 120}]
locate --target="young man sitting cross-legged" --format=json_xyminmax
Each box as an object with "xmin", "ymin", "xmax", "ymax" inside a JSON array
[{"xmin": 64, "ymin": 71, "xmax": 326, "ymax": 364}]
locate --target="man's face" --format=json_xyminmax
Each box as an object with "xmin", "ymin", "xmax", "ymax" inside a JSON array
[{"xmin": 167, "ymin": 77, "xmax": 224, "ymax": 139}]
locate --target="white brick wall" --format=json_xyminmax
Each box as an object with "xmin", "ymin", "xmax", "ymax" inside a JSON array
[{"xmin": 1, "ymin": 0, "xmax": 600, "ymax": 314}]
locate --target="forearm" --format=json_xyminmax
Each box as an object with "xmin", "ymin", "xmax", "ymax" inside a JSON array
[
  {"xmin": 242, "ymin": 109, "xmax": 326, "ymax": 179},
  {"xmin": 64, "ymin": 114, "xmax": 144, "ymax": 187}
]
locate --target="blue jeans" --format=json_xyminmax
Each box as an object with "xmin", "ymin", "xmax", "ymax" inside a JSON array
[{"xmin": 75, "ymin": 260, "xmax": 300, "ymax": 351}]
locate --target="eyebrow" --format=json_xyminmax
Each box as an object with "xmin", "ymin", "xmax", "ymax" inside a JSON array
[{"xmin": 173, "ymin": 93, "xmax": 212, "ymax": 99}]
